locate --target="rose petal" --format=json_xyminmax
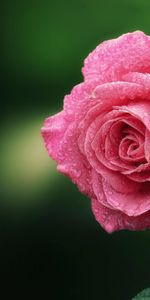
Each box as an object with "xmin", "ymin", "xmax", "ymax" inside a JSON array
[
  {"xmin": 63, "ymin": 77, "xmax": 102, "ymax": 120},
  {"xmin": 145, "ymin": 129, "xmax": 150, "ymax": 163},
  {"xmin": 92, "ymin": 197, "xmax": 150, "ymax": 233},
  {"xmin": 123, "ymin": 72, "xmax": 150, "ymax": 89},
  {"xmin": 102, "ymin": 178, "xmax": 150, "ymax": 217},
  {"xmin": 57, "ymin": 122, "xmax": 94, "ymax": 197},
  {"xmin": 91, "ymin": 170, "xmax": 113, "ymax": 209},
  {"xmin": 83, "ymin": 31, "xmax": 150, "ymax": 81},
  {"xmin": 114, "ymin": 101, "xmax": 150, "ymax": 130},
  {"xmin": 41, "ymin": 111, "xmax": 68, "ymax": 161},
  {"xmin": 123, "ymin": 163, "xmax": 150, "ymax": 182}
]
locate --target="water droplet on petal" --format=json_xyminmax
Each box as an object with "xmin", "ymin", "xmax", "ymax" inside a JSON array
[
  {"xmin": 75, "ymin": 170, "xmax": 81, "ymax": 178},
  {"xmin": 108, "ymin": 190, "xmax": 113, "ymax": 196}
]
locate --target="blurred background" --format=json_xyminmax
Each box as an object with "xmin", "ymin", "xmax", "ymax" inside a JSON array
[{"xmin": 1, "ymin": 0, "xmax": 150, "ymax": 298}]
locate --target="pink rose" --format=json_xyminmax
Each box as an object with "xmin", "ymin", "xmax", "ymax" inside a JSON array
[{"xmin": 41, "ymin": 31, "xmax": 150, "ymax": 233}]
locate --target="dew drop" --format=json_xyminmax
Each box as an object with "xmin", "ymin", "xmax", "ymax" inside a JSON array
[
  {"xmin": 76, "ymin": 170, "xmax": 81, "ymax": 178},
  {"xmin": 108, "ymin": 190, "xmax": 113, "ymax": 196}
]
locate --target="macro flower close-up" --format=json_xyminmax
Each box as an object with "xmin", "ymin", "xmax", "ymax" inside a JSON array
[{"xmin": 42, "ymin": 31, "xmax": 150, "ymax": 233}]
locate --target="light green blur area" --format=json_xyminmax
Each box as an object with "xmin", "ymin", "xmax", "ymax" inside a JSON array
[
  {"xmin": 1, "ymin": 1, "xmax": 150, "ymax": 298},
  {"xmin": 1, "ymin": 115, "xmax": 57, "ymax": 203}
]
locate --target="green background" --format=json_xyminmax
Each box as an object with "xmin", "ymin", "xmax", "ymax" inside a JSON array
[{"xmin": 1, "ymin": 0, "xmax": 150, "ymax": 298}]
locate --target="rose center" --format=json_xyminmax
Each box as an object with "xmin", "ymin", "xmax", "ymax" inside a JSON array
[{"xmin": 118, "ymin": 124, "xmax": 145, "ymax": 164}]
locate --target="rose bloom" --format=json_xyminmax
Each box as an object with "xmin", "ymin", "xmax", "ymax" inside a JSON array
[{"xmin": 41, "ymin": 31, "xmax": 150, "ymax": 233}]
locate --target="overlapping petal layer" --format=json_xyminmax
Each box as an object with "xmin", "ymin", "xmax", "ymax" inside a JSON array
[
  {"xmin": 92, "ymin": 197, "xmax": 150, "ymax": 233},
  {"xmin": 83, "ymin": 31, "xmax": 150, "ymax": 81}
]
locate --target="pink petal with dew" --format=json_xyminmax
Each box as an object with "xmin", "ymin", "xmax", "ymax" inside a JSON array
[
  {"xmin": 63, "ymin": 77, "xmax": 102, "ymax": 118},
  {"xmin": 145, "ymin": 129, "xmax": 150, "ymax": 163},
  {"xmin": 92, "ymin": 197, "xmax": 150, "ymax": 233},
  {"xmin": 102, "ymin": 178, "xmax": 150, "ymax": 217},
  {"xmin": 41, "ymin": 109, "xmax": 93, "ymax": 197},
  {"xmin": 123, "ymin": 72, "xmax": 150, "ymax": 89},
  {"xmin": 122, "ymin": 163, "xmax": 150, "ymax": 182},
  {"xmin": 57, "ymin": 122, "xmax": 93, "ymax": 197},
  {"xmin": 114, "ymin": 101, "xmax": 150, "ymax": 130},
  {"xmin": 91, "ymin": 169, "xmax": 114, "ymax": 209},
  {"xmin": 83, "ymin": 31, "xmax": 150, "ymax": 82},
  {"xmin": 41, "ymin": 111, "xmax": 68, "ymax": 161}
]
